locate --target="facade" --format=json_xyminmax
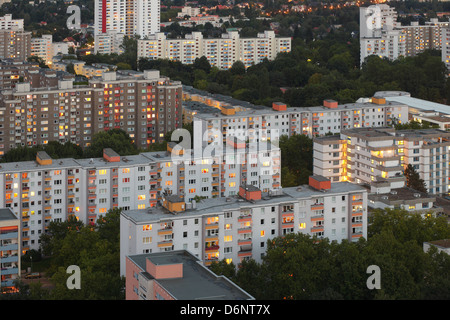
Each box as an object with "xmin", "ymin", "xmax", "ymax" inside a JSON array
[
  {"xmin": 360, "ymin": 4, "xmax": 450, "ymax": 66},
  {"xmin": 0, "ymin": 59, "xmax": 40, "ymax": 90},
  {"xmin": 0, "ymin": 69, "xmax": 182, "ymax": 154},
  {"xmin": 313, "ymin": 127, "xmax": 450, "ymax": 195},
  {"xmin": 137, "ymin": 30, "xmax": 291, "ymax": 69},
  {"xmin": 0, "ymin": 139, "xmax": 280, "ymax": 252},
  {"xmin": 120, "ymin": 176, "xmax": 368, "ymax": 275},
  {"xmin": 0, "ymin": 29, "xmax": 31, "ymax": 62},
  {"xmin": 30, "ymin": 35, "xmax": 53, "ymax": 65},
  {"xmin": 0, "ymin": 207, "xmax": 21, "ymax": 293},
  {"xmin": 125, "ymin": 250, "xmax": 254, "ymax": 300},
  {"xmin": 0, "ymin": 15, "xmax": 31, "ymax": 61},
  {"xmin": 0, "ymin": 14, "xmax": 23, "ymax": 30},
  {"xmin": 442, "ymin": 27, "xmax": 450, "ymax": 72},
  {"xmin": 93, "ymin": 31, "xmax": 125, "ymax": 55},
  {"xmin": 94, "ymin": 0, "xmax": 160, "ymax": 54},
  {"xmin": 192, "ymin": 96, "xmax": 409, "ymax": 147}
]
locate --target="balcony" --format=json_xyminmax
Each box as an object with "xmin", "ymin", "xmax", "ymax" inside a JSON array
[
  {"xmin": 238, "ymin": 226, "xmax": 252, "ymax": 234},
  {"xmin": 205, "ymin": 245, "xmax": 220, "ymax": 252},
  {"xmin": 0, "ymin": 243, "xmax": 18, "ymax": 251},
  {"xmin": 237, "ymin": 249, "xmax": 252, "ymax": 258},
  {"xmin": 0, "ymin": 267, "xmax": 18, "ymax": 276},
  {"xmin": 311, "ymin": 204, "xmax": 324, "ymax": 211},
  {"xmin": 157, "ymin": 227, "xmax": 173, "ymax": 236},
  {"xmin": 311, "ymin": 225, "xmax": 324, "ymax": 232},
  {"xmin": 157, "ymin": 240, "xmax": 173, "ymax": 248},
  {"xmin": 238, "ymin": 215, "xmax": 252, "ymax": 223},
  {"xmin": 0, "ymin": 232, "xmax": 18, "ymax": 240},
  {"xmin": 238, "ymin": 238, "xmax": 252, "ymax": 246}
]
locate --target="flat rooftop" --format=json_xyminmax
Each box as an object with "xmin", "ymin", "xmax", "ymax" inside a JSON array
[
  {"xmin": 127, "ymin": 250, "xmax": 254, "ymax": 300},
  {"xmin": 121, "ymin": 182, "xmax": 367, "ymax": 224},
  {"xmin": 376, "ymin": 91, "xmax": 450, "ymax": 115},
  {"xmin": 369, "ymin": 187, "xmax": 434, "ymax": 204},
  {"xmin": 427, "ymin": 239, "xmax": 450, "ymax": 249},
  {"xmin": 192, "ymin": 98, "xmax": 407, "ymax": 121}
]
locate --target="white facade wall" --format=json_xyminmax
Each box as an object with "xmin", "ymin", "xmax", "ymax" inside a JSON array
[
  {"xmin": 119, "ymin": 183, "xmax": 368, "ymax": 275},
  {"xmin": 194, "ymin": 101, "xmax": 409, "ymax": 148},
  {"xmin": 137, "ymin": 31, "xmax": 291, "ymax": 69},
  {"xmin": 313, "ymin": 128, "xmax": 450, "ymax": 194},
  {"xmin": 0, "ymin": 14, "xmax": 23, "ymax": 30},
  {"xmin": 31, "ymin": 35, "xmax": 53, "ymax": 64},
  {"xmin": 0, "ymin": 146, "xmax": 280, "ymax": 252}
]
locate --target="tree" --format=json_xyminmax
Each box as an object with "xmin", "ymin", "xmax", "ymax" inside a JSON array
[
  {"xmin": 83, "ymin": 129, "xmax": 139, "ymax": 158},
  {"xmin": 209, "ymin": 259, "xmax": 236, "ymax": 280},
  {"xmin": 279, "ymin": 134, "xmax": 313, "ymax": 186},
  {"xmin": 37, "ymin": 208, "xmax": 125, "ymax": 300},
  {"xmin": 404, "ymin": 164, "xmax": 427, "ymax": 193}
]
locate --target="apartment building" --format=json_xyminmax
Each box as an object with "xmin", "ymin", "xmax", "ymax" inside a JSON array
[
  {"xmin": 0, "ymin": 29, "xmax": 31, "ymax": 62},
  {"xmin": 402, "ymin": 19, "xmax": 449, "ymax": 56},
  {"xmin": 94, "ymin": 0, "xmax": 160, "ymax": 54},
  {"xmin": 192, "ymin": 96, "xmax": 409, "ymax": 147},
  {"xmin": 30, "ymin": 34, "xmax": 69, "ymax": 66},
  {"xmin": 120, "ymin": 175, "xmax": 368, "ymax": 275},
  {"xmin": 360, "ymin": 4, "xmax": 450, "ymax": 66},
  {"xmin": 0, "ymin": 14, "xmax": 23, "ymax": 30},
  {"xmin": 0, "ymin": 15, "xmax": 31, "ymax": 62},
  {"xmin": 313, "ymin": 127, "xmax": 450, "ymax": 195},
  {"xmin": 0, "ymin": 59, "xmax": 40, "ymax": 90},
  {"xmin": 0, "ymin": 69, "xmax": 182, "ymax": 154},
  {"xmin": 125, "ymin": 250, "xmax": 254, "ymax": 300},
  {"xmin": 137, "ymin": 30, "xmax": 291, "ymax": 69},
  {"xmin": 0, "ymin": 207, "xmax": 21, "ymax": 293},
  {"xmin": 0, "ymin": 138, "xmax": 280, "ymax": 252},
  {"xmin": 93, "ymin": 31, "xmax": 125, "ymax": 55},
  {"xmin": 442, "ymin": 27, "xmax": 450, "ymax": 72}
]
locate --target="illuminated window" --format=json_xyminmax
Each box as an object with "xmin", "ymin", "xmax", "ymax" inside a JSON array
[
  {"xmin": 138, "ymin": 195, "xmax": 146, "ymax": 200},
  {"xmin": 99, "ymin": 208, "xmax": 107, "ymax": 213},
  {"xmin": 202, "ymin": 168, "xmax": 209, "ymax": 173},
  {"xmin": 224, "ymin": 235, "xmax": 232, "ymax": 242},
  {"xmin": 207, "ymin": 217, "xmax": 219, "ymax": 224},
  {"xmin": 260, "ymin": 230, "xmax": 265, "ymax": 237},
  {"xmin": 138, "ymin": 204, "xmax": 146, "ymax": 210},
  {"xmin": 99, "ymin": 170, "xmax": 107, "ymax": 175},
  {"xmin": 299, "ymin": 223, "xmax": 306, "ymax": 229},
  {"xmin": 122, "ymin": 168, "xmax": 130, "ymax": 173},
  {"xmin": 143, "ymin": 224, "xmax": 152, "ymax": 231}
]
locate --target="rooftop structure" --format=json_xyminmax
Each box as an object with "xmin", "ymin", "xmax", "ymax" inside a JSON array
[
  {"xmin": 120, "ymin": 177, "xmax": 368, "ymax": 274},
  {"xmin": 125, "ymin": 250, "xmax": 254, "ymax": 300}
]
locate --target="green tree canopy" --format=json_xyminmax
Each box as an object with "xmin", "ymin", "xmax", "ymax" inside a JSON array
[{"xmin": 83, "ymin": 129, "xmax": 139, "ymax": 158}]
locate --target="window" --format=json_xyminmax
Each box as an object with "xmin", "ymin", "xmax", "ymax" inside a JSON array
[
  {"xmin": 224, "ymin": 235, "xmax": 232, "ymax": 242},
  {"xmin": 143, "ymin": 224, "xmax": 152, "ymax": 231}
]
